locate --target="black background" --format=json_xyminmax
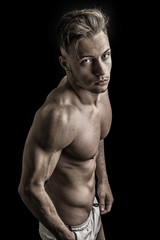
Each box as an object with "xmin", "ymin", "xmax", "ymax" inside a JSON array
[{"xmin": 3, "ymin": 0, "xmax": 157, "ymax": 239}]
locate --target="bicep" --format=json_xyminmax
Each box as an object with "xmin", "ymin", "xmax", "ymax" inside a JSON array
[
  {"xmin": 21, "ymin": 138, "xmax": 62, "ymax": 187},
  {"xmin": 20, "ymin": 107, "xmax": 75, "ymax": 187}
]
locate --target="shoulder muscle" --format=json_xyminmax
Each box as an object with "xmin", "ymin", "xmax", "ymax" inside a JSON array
[{"xmin": 27, "ymin": 104, "xmax": 76, "ymax": 153}]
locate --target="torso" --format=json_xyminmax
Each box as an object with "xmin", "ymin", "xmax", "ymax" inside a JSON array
[{"xmin": 44, "ymin": 79, "xmax": 112, "ymax": 225}]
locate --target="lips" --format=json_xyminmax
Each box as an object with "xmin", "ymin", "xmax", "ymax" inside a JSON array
[{"xmin": 96, "ymin": 78, "xmax": 109, "ymax": 85}]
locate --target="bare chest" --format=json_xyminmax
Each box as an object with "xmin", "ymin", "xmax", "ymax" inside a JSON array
[{"xmin": 63, "ymin": 103, "xmax": 112, "ymax": 160}]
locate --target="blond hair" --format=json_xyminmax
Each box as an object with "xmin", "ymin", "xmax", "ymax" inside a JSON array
[{"xmin": 57, "ymin": 8, "xmax": 110, "ymax": 53}]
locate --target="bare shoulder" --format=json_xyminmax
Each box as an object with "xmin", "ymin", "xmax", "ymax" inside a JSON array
[{"xmin": 28, "ymin": 87, "xmax": 78, "ymax": 152}]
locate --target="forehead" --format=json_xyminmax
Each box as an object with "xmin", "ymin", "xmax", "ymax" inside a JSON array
[{"xmin": 75, "ymin": 31, "xmax": 110, "ymax": 58}]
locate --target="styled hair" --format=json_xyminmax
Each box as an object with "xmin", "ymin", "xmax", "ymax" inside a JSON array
[{"xmin": 57, "ymin": 8, "xmax": 110, "ymax": 53}]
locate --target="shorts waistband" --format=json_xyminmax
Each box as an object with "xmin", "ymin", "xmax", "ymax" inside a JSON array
[
  {"xmin": 67, "ymin": 210, "xmax": 92, "ymax": 232},
  {"xmin": 67, "ymin": 198, "xmax": 99, "ymax": 232}
]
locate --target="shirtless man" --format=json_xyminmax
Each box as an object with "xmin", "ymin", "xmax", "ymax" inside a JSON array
[{"xmin": 18, "ymin": 8, "xmax": 114, "ymax": 240}]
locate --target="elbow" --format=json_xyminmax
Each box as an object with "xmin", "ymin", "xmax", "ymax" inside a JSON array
[
  {"xmin": 18, "ymin": 181, "xmax": 44, "ymax": 204},
  {"xmin": 18, "ymin": 182, "xmax": 31, "ymax": 203},
  {"xmin": 18, "ymin": 181, "xmax": 37, "ymax": 205}
]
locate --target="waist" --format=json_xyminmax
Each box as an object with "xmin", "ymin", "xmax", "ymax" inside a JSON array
[
  {"xmin": 46, "ymin": 184, "xmax": 95, "ymax": 225},
  {"xmin": 66, "ymin": 197, "xmax": 99, "ymax": 231}
]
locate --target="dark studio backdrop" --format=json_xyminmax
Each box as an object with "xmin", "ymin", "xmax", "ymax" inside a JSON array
[{"xmin": 5, "ymin": 0, "xmax": 155, "ymax": 239}]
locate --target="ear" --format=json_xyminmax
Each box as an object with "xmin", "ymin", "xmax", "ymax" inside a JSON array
[{"xmin": 59, "ymin": 56, "xmax": 69, "ymax": 71}]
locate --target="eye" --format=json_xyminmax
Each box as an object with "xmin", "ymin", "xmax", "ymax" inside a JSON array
[
  {"xmin": 81, "ymin": 58, "xmax": 93, "ymax": 64},
  {"xmin": 102, "ymin": 51, "xmax": 111, "ymax": 60}
]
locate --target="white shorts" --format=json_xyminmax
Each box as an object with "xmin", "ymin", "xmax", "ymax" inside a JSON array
[{"xmin": 39, "ymin": 198, "xmax": 101, "ymax": 240}]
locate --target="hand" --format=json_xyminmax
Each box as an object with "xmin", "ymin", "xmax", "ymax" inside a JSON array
[
  {"xmin": 97, "ymin": 179, "xmax": 114, "ymax": 215},
  {"xmin": 69, "ymin": 232, "xmax": 77, "ymax": 240},
  {"xmin": 73, "ymin": 232, "xmax": 77, "ymax": 240},
  {"xmin": 57, "ymin": 230, "xmax": 76, "ymax": 240}
]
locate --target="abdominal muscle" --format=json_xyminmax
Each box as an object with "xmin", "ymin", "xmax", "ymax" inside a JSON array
[{"xmin": 45, "ymin": 154, "xmax": 97, "ymax": 226}]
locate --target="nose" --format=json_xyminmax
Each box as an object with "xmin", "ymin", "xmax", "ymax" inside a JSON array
[{"xmin": 93, "ymin": 60, "xmax": 105, "ymax": 77}]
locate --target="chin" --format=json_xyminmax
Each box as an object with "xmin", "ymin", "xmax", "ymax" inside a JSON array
[{"xmin": 91, "ymin": 85, "xmax": 108, "ymax": 94}]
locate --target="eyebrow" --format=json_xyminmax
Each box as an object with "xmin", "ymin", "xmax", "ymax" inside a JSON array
[{"xmin": 79, "ymin": 48, "xmax": 111, "ymax": 59}]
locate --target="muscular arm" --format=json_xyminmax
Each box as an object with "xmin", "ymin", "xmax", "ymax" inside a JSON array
[
  {"xmin": 18, "ymin": 106, "xmax": 76, "ymax": 240},
  {"xmin": 96, "ymin": 139, "xmax": 114, "ymax": 214}
]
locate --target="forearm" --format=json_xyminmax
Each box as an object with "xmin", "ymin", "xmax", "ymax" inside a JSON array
[
  {"xmin": 96, "ymin": 139, "xmax": 109, "ymax": 183},
  {"xmin": 19, "ymin": 184, "xmax": 74, "ymax": 240},
  {"xmin": 96, "ymin": 139, "xmax": 114, "ymax": 214}
]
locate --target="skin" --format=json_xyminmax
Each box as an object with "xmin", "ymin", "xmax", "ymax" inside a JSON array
[{"xmin": 18, "ymin": 31, "xmax": 114, "ymax": 240}]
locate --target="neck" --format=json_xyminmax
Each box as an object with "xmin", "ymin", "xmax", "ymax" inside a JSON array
[{"xmin": 67, "ymin": 78, "xmax": 100, "ymax": 106}]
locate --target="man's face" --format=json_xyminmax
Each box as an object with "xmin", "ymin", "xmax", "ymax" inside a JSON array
[{"xmin": 67, "ymin": 31, "xmax": 112, "ymax": 94}]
